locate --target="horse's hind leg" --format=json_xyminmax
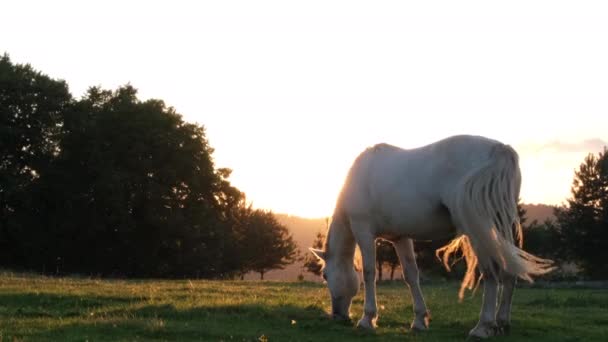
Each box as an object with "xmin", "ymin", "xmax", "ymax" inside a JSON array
[
  {"xmin": 393, "ymin": 238, "xmax": 430, "ymax": 331},
  {"xmin": 496, "ymin": 271, "xmax": 516, "ymax": 335},
  {"xmin": 469, "ymin": 271, "xmax": 499, "ymax": 339}
]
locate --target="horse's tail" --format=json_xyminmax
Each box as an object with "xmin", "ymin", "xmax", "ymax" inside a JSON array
[{"xmin": 437, "ymin": 143, "xmax": 555, "ymax": 300}]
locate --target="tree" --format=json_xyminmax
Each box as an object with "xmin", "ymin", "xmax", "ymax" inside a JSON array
[
  {"xmin": 254, "ymin": 212, "xmax": 299, "ymax": 280},
  {"xmin": 376, "ymin": 239, "xmax": 399, "ymax": 281},
  {"xmin": 304, "ymin": 230, "xmax": 325, "ymax": 276},
  {"xmin": 0, "ymin": 56, "xmax": 300, "ymax": 281},
  {"xmin": 236, "ymin": 208, "xmax": 298, "ymax": 280},
  {"xmin": 519, "ymin": 200, "xmax": 562, "ymax": 262},
  {"xmin": 555, "ymin": 149, "xmax": 608, "ymax": 278},
  {"xmin": 522, "ymin": 219, "xmax": 561, "ymax": 261},
  {"xmin": 0, "ymin": 54, "xmax": 71, "ymax": 269},
  {"xmin": 386, "ymin": 246, "xmax": 401, "ymax": 280},
  {"xmin": 32, "ymin": 85, "xmax": 243, "ymax": 277}
]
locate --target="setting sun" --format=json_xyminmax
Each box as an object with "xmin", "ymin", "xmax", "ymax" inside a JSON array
[{"xmin": 2, "ymin": 1, "xmax": 606, "ymax": 218}]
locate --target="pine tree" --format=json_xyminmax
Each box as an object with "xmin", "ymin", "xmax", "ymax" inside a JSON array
[{"xmin": 556, "ymin": 149, "xmax": 608, "ymax": 278}]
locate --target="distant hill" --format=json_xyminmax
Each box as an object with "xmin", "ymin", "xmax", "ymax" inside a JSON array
[
  {"xmin": 246, "ymin": 203, "xmax": 557, "ymax": 281},
  {"xmin": 522, "ymin": 203, "xmax": 556, "ymax": 224}
]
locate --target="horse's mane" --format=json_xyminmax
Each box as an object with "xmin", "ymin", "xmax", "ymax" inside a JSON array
[{"xmin": 322, "ymin": 215, "xmax": 362, "ymax": 272}]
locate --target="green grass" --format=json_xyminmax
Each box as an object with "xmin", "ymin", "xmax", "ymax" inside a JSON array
[{"xmin": 0, "ymin": 273, "xmax": 606, "ymax": 341}]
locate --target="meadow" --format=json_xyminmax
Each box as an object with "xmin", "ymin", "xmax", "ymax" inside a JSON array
[{"xmin": 0, "ymin": 272, "xmax": 606, "ymax": 341}]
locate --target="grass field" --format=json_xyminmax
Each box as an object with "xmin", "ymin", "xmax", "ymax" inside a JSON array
[{"xmin": 0, "ymin": 273, "xmax": 606, "ymax": 341}]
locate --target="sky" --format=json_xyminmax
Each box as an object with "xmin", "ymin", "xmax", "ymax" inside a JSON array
[{"xmin": 2, "ymin": 1, "xmax": 607, "ymax": 218}]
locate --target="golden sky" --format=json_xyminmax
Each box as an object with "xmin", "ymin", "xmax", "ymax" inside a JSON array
[{"xmin": 2, "ymin": 1, "xmax": 607, "ymax": 217}]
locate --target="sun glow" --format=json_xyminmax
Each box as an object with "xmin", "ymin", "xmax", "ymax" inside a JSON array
[{"xmin": 2, "ymin": 1, "xmax": 607, "ymax": 218}]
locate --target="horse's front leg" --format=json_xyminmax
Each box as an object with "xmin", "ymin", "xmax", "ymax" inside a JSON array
[
  {"xmin": 393, "ymin": 238, "xmax": 430, "ymax": 331},
  {"xmin": 469, "ymin": 272, "xmax": 499, "ymax": 339},
  {"xmin": 496, "ymin": 272, "xmax": 516, "ymax": 335},
  {"xmin": 352, "ymin": 221, "xmax": 378, "ymax": 330}
]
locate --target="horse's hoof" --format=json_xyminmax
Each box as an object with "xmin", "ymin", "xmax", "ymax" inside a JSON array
[
  {"xmin": 410, "ymin": 321, "xmax": 429, "ymax": 332},
  {"xmin": 468, "ymin": 322, "xmax": 498, "ymax": 339},
  {"xmin": 356, "ymin": 316, "xmax": 377, "ymax": 330},
  {"xmin": 331, "ymin": 313, "xmax": 350, "ymax": 321},
  {"xmin": 410, "ymin": 310, "xmax": 431, "ymax": 332},
  {"xmin": 410, "ymin": 323, "xmax": 428, "ymax": 332},
  {"xmin": 496, "ymin": 322, "xmax": 511, "ymax": 336},
  {"xmin": 410, "ymin": 317, "xmax": 429, "ymax": 331}
]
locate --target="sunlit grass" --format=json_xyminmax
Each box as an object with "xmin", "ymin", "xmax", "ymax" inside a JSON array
[{"xmin": 0, "ymin": 272, "xmax": 606, "ymax": 341}]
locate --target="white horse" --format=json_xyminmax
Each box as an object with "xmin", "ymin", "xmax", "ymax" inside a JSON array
[{"xmin": 310, "ymin": 135, "xmax": 554, "ymax": 339}]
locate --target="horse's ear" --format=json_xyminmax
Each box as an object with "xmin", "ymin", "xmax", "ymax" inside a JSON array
[{"xmin": 309, "ymin": 247, "xmax": 326, "ymax": 261}]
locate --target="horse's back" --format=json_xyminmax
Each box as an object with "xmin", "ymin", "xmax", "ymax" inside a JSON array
[
  {"xmin": 339, "ymin": 135, "xmax": 508, "ymax": 239},
  {"xmin": 344, "ymin": 135, "xmax": 503, "ymax": 204}
]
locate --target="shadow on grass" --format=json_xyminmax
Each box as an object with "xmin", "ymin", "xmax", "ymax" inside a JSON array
[
  {"xmin": 0, "ymin": 292, "xmax": 137, "ymax": 318},
  {"xmin": 4, "ymin": 286, "xmax": 605, "ymax": 341},
  {"xmin": 0, "ymin": 291, "xmax": 455, "ymax": 341},
  {"xmin": 16, "ymin": 302, "xmax": 361, "ymax": 341}
]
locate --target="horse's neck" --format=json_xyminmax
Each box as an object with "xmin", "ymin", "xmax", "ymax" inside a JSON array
[{"xmin": 326, "ymin": 216, "xmax": 356, "ymax": 265}]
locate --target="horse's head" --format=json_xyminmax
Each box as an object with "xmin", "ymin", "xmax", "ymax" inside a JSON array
[{"xmin": 310, "ymin": 248, "xmax": 359, "ymax": 320}]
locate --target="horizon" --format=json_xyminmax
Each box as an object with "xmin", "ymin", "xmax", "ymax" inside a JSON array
[{"xmin": 2, "ymin": 1, "xmax": 607, "ymax": 218}]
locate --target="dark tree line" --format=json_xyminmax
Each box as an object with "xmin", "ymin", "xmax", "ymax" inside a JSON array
[{"xmin": 0, "ymin": 54, "xmax": 297, "ymax": 278}]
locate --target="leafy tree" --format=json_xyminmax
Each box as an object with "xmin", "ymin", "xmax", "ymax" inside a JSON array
[
  {"xmin": 376, "ymin": 239, "xmax": 400, "ymax": 281},
  {"xmin": 35, "ymin": 85, "xmax": 243, "ymax": 277},
  {"xmin": 235, "ymin": 207, "xmax": 298, "ymax": 280},
  {"xmin": 386, "ymin": 247, "xmax": 401, "ymax": 280},
  {"xmin": 0, "ymin": 56, "xmax": 302, "ymax": 281},
  {"xmin": 555, "ymin": 149, "xmax": 608, "ymax": 278},
  {"xmin": 519, "ymin": 201, "xmax": 562, "ymax": 263},
  {"xmin": 0, "ymin": 54, "xmax": 71, "ymax": 268},
  {"xmin": 522, "ymin": 219, "xmax": 561, "ymax": 261}
]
